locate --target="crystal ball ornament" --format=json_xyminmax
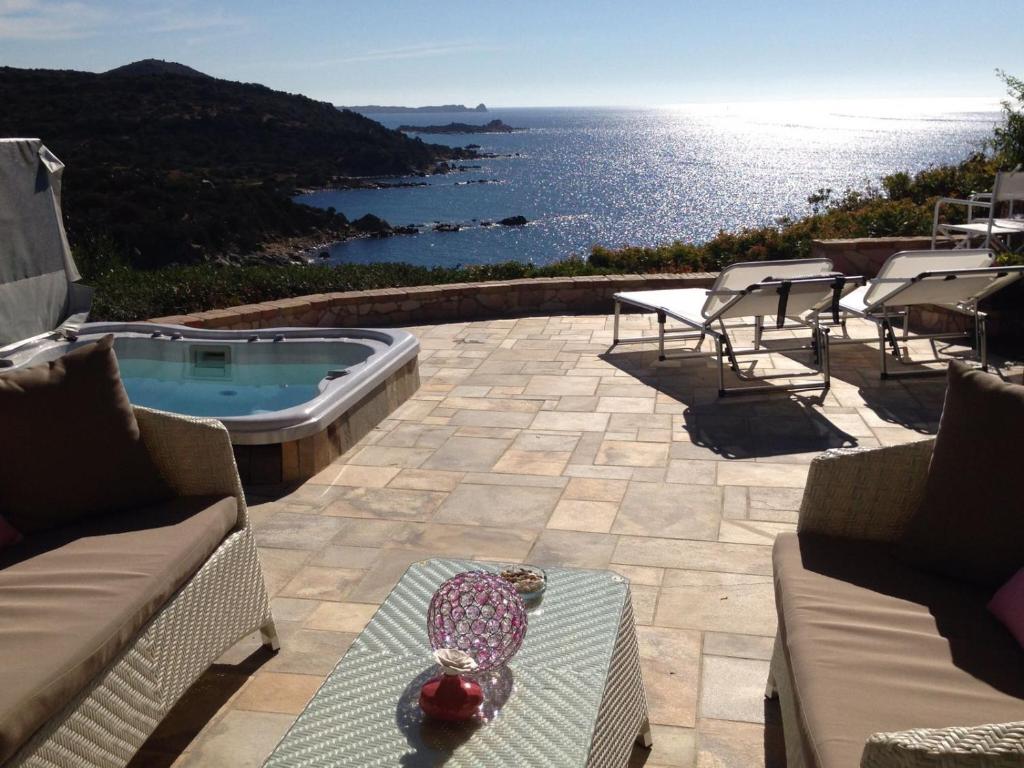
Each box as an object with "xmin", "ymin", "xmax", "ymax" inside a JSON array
[{"xmin": 427, "ymin": 571, "xmax": 527, "ymax": 671}]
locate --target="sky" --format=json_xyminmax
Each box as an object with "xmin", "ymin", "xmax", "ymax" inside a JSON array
[{"xmin": 2, "ymin": 0, "xmax": 1023, "ymax": 108}]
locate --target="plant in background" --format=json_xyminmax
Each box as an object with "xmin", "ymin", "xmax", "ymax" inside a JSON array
[{"xmin": 992, "ymin": 70, "xmax": 1024, "ymax": 168}]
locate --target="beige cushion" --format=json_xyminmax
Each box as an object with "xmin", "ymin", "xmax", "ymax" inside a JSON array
[
  {"xmin": 0, "ymin": 495, "xmax": 237, "ymax": 762},
  {"xmin": 897, "ymin": 361, "xmax": 1024, "ymax": 588},
  {"xmin": 774, "ymin": 532, "xmax": 1024, "ymax": 768},
  {"xmin": 0, "ymin": 335, "xmax": 171, "ymax": 533}
]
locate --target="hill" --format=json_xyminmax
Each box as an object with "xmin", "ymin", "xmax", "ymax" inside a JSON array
[
  {"xmin": 0, "ymin": 62, "xmax": 469, "ymax": 268},
  {"xmin": 105, "ymin": 59, "xmax": 211, "ymax": 78}
]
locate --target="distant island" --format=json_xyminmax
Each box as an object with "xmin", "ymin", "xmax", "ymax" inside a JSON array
[
  {"xmin": 0, "ymin": 61, "xmax": 475, "ymax": 269},
  {"xmin": 398, "ymin": 119, "xmax": 522, "ymax": 134},
  {"xmin": 341, "ymin": 103, "xmax": 487, "ymax": 114}
]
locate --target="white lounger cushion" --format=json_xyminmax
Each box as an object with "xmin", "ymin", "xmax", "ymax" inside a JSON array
[
  {"xmin": 614, "ymin": 289, "xmax": 708, "ymax": 327},
  {"xmin": 861, "ymin": 250, "xmax": 993, "ymax": 309},
  {"xmin": 702, "ymin": 259, "xmax": 834, "ymax": 317}
]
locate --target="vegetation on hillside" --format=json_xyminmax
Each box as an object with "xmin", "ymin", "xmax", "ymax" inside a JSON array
[
  {"xmin": 0, "ymin": 62, "xmax": 467, "ymax": 268},
  {"xmin": 73, "ymin": 70, "xmax": 1024, "ymax": 320}
]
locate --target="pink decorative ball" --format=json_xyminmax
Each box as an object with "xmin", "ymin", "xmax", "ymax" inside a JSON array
[{"xmin": 427, "ymin": 571, "xmax": 528, "ymax": 671}]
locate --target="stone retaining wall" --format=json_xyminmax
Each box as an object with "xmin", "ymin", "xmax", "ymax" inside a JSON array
[{"xmin": 149, "ymin": 273, "xmax": 717, "ymax": 329}]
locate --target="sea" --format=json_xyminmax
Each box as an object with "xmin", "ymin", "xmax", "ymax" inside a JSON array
[{"xmin": 295, "ymin": 100, "xmax": 1001, "ymax": 268}]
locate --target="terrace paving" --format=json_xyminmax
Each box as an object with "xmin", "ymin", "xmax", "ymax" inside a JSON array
[{"xmin": 133, "ymin": 312, "xmax": 1019, "ymax": 768}]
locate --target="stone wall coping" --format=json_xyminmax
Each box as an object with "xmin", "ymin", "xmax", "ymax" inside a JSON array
[{"xmin": 148, "ymin": 272, "xmax": 715, "ymax": 327}]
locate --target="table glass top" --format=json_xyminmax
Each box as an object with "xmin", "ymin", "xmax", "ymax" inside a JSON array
[{"xmin": 264, "ymin": 558, "xmax": 630, "ymax": 768}]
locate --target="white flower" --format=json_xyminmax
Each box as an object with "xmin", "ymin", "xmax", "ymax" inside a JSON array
[{"xmin": 434, "ymin": 648, "xmax": 478, "ymax": 675}]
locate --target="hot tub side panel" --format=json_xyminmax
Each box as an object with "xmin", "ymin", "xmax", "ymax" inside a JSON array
[{"xmin": 233, "ymin": 356, "xmax": 420, "ymax": 485}]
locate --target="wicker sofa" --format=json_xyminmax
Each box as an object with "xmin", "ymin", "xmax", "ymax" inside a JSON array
[
  {"xmin": 767, "ymin": 438, "xmax": 1024, "ymax": 768},
  {"xmin": 1, "ymin": 407, "xmax": 278, "ymax": 768}
]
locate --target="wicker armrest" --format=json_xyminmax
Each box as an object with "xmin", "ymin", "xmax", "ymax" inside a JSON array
[
  {"xmin": 134, "ymin": 406, "xmax": 248, "ymax": 528},
  {"xmin": 797, "ymin": 439, "xmax": 934, "ymax": 542},
  {"xmin": 862, "ymin": 721, "xmax": 1024, "ymax": 768}
]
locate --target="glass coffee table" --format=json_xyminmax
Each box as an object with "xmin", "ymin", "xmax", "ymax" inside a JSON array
[{"xmin": 264, "ymin": 558, "xmax": 651, "ymax": 767}]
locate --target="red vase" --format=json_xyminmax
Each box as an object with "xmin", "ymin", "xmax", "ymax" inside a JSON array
[{"xmin": 419, "ymin": 673, "xmax": 484, "ymax": 722}]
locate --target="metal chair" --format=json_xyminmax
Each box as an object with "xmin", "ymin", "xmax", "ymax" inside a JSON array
[{"xmin": 932, "ymin": 170, "xmax": 1024, "ymax": 253}]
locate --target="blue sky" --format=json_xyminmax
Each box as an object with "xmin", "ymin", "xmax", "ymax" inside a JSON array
[{"xmin": 2, "ymin": 0, "xmax": 1023, "ymax": 107}]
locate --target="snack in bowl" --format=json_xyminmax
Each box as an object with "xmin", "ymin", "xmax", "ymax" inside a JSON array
[{"xmin": 500, "ymin": 566, "xmax": 546, "ymax": 602}]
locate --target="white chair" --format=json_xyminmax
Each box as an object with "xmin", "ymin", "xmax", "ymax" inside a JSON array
[
  {"xmin": 832, "ymin": 249, "xmax": 1024, "ymax": 377},
  {"xmin": 932, "ymin": 171, "xmax": 1024, "ymax": 253},
  {"xmin": 612, "ymin": 259, "xmax": 860, "ymax": 396}
]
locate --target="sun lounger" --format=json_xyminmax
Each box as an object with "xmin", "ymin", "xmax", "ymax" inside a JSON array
[
  {"xmin": 612, "ymin": 259, "xmax": 861, "ymax": 396},
  {"xmin": 830, "ymin": 249, "xmax": 1024, "ymax": 377}
]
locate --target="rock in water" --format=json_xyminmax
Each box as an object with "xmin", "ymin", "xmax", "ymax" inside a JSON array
[{"xmin": 498, "ymin": 215, "xmax": 528, "ymax": 226}]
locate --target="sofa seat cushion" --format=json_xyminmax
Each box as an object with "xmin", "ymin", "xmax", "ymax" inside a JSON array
[
  {"xmin": 774, "ymin": 532, "xmax": 1024, "ymax": 768},
  {"xmin": 0, "ymin": 495, "xmax": 237, "ymax": 763}
]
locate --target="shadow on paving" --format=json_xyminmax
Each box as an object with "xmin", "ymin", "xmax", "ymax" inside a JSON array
[
  {"xmin": 601, "ymin": 348, "xmax": 857, "ymax": 459},
  {"xmin": 128, "ymin": 647, "xmax": 276, "ymax": 768}
]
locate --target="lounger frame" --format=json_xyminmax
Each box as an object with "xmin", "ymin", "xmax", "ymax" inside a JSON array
[
  {"xmin": 7, "ymin": 407, "xmax": 278, "ymax": 768},
  {"xmin": 613, "ymin": 274, "xmax": 857, "ymax": 396},
  {"xmin": 829, "ymin": 263, "xmax": 1024, "ymax": 379}
]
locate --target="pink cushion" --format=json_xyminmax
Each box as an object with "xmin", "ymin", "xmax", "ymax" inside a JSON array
[
  {"xmin": 988, "ymin": 567, "xmax": 1024, "ymax": 649},
  {"xmin": 0, "ymin": 516, "xmax": 22, "ymax": 551}
]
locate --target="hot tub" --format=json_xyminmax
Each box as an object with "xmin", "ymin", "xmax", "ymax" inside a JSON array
[{"xmin": 2, "ymin": 323, "xmax": 421, "ymax": 483}]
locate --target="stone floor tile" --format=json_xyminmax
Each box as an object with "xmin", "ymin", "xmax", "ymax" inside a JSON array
[
  {"xmin": 563, "ymin": 463, "xmax": 635, "ymax": 480},
  {"xmin": 596, "ymin": 440, "xmax": 670, "ymax": 467},
  {"xmin": 304, "ymin": 601, "xmax": 379, "ymax": 633},
  {"xmin": 233, "ymin": 672, "xmax": 322, "ymax": 715},
  {"xmin": 330, "ymin": 518, "xmax": 412, "ymax": 548},
  {"xmin": 176, "ymin": 710, "xmax": 295, "ymax": 768},
  {"xmin": 611, "ymin": 563, "xmax": 665, "ymax": 586},
  {"xmin": 555, "ymin": 395, "xmax": 601, "ymax": 411},
  {"xmin": 628, "ymin": 725, "xmax": 698, "ymax": 767},
  {"xmin": 698, "ymin": 717, "xmax": 785, "ymax": 768},
  {"xmin": 597, "ymin": 396, "xmax": 656, "ymax": 413},
  {"xmin": 563, "ymin": 476, "xmax": 630, "ymax": 502},
  {"xmin": 523, "ymin": 374, "xmax": 600, "ymax": 397},
  {"xmin": 746, "ymin": 486, "xmax": 803, "ymax": 515},
  {"xmin": 306, "ymin": 463, "xmax": 400, "ymax": 488},
  {"xmin": 702, "ymin": 632, "xmax": 776, "ymax": 661},
  {"xmin": 638, "ymin": 626, "xmax": 702, "ymax": 727},
  {"xmin": 716, "ymin": 520, "xmax": 795, "ymax": 546},
  {"xmin": 547, "ymin": 498, "xmax": 620, "ymax": 533},
  {"xmin": 390, "ymin": 522, "xmax": 536, "ymax": 560},
  {"xmin": 375, "ymin": 423, "xmax": 458, "ymax": 449},
  {"xmin": 529, "ymin": 529, "xmax": 618, "ymax": 568},
  {"xmin": 529, "ymin": 410, "xmax": 611, "ymax": 432},
  {"xmin": 716, "ymin": 462, "xmax": 809, "ymax": 488},
  {"xmin": 421, "ymin": 435, "xmax": 511, "ymax": 471},
  {"xmin": 613, "ymin": 537, "xmax": 772, "ymax": 575},
  {"xmin": 253, "ymin": 513, "xmax": 344, "ymax": 551},
  {"xmin": 344, "ymin": 548, "xmax": 439, "ymax": 603},
  {"xmin": 321, "ymin": 487, "xmax": 447, "ymax": 521},
  {"xmin": 511, "ymin": 431, "xmax": 581, "ymax": 452},
  {"xmin": 263, "ymin": 628, "xmax": 356, "ymax": 676},
  {"xmin": 253, "ymin": 548, "xmax": 312, "ymax": 597},
  {"xmin": 269, "ymin": 596, "xmax": 321, "ymax": 624},
  {"xmin": 387, "ymin": 468, "xmax": 465, "ymax": 492},
  {"xmin": 449, "ymin": 409, "xmax": 536, "ymax": 428},
  {"xmin": 665, "ymin": 459, "xmax": 718, "ymax": 485},
  {"xmin": 656, "ymin": 570, "xmax": 777, "ymax": 635},
  {"xmin": 434, "ymin": 484, "xmax": 561, "ymax": 527},
  {"xmin": 491, "ymin": 448, "xmax": 570, "ymax": 476},
  {"xmin": 348, "ymin": 445, "xmax": 436, "ymax": 468},
  {"xmin": 278, "ymin": 565, "xmax": 366, "ymax": 602},
  {"xmin": 461, "ymin": 472, "xmax": 567, "ymax": 488},
  {"xmin": 699, "ymin": 656, "xmax": 771, "ymax": 724},
  {"xmin": 612, "ymin": 483, "xmax": 721, "ymax": 541},
  {"xmin": 721, "ymin": 486, "xmax": 748, "ymax": 520},
  {"xmin": 631, "ymin": 584, "xmax": 660, "ymax": 625}
]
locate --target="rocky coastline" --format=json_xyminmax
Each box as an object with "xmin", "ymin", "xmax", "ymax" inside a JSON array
[{"xmin": 397, "ymin": 119, "xmax": 523, "ymax": 134}]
